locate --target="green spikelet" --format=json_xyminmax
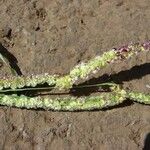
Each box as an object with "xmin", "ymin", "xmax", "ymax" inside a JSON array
[{"xmin": 127, "ymin": 91, "xmax": 150, "ymax": 104}]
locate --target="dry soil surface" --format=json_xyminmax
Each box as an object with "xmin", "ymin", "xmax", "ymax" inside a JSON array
[{"xmin": 0, "ymin": 0, "xmax": 150, "ymax": 149}]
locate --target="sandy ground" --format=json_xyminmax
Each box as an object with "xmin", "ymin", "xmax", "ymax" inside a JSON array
[{"xmin": 0, "ymin": 0, "xmax": 150, "ymax": 149}]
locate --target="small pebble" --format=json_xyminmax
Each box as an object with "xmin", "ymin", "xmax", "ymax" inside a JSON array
[{"xmin": 2, "ymin": 26, "xmax": 12, "ymax": 38}]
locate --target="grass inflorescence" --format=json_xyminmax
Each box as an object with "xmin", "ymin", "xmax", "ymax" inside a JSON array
[{"xmin": 0, "ymin": 41, "xmax": 149, "ymax": 111}]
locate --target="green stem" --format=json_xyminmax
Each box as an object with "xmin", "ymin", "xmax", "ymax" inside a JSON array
[
  {"xmin": 0, "ymin": 82, "xmax": 116, "ymax": 93},
  {"xmin": 0, "ymin": 83, "xmax": 149, "ymax": 111}
]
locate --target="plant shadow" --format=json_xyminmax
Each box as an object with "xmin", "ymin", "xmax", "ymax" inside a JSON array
[
  {"xmin": 71, "ymin": 63, "xmax": 150, "ymax": 96},
  {"xmin": 143, "ymin": 132, "xmax": 150, "ymax": 150},
  {"xmin": 0, "ymin": 43, "xmax": 22, "ymax": 75}
]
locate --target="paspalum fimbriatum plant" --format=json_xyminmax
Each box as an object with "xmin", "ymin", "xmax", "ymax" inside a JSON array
[{"xmin": 0, "ymin": 41, "xmax": 149, "ymax": 111}]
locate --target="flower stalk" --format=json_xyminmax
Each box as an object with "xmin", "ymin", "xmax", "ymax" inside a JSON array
[
  {"xmin": 0, "ymin": 41, "xmax": 149, "ymax": 90},
  {"xmin": 0, "ymin": 84, "xmax": 149, "ymax": 111},
  {"xmin": 0, "ymin": 41, "xmax": 149, "ymax": 111}
]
